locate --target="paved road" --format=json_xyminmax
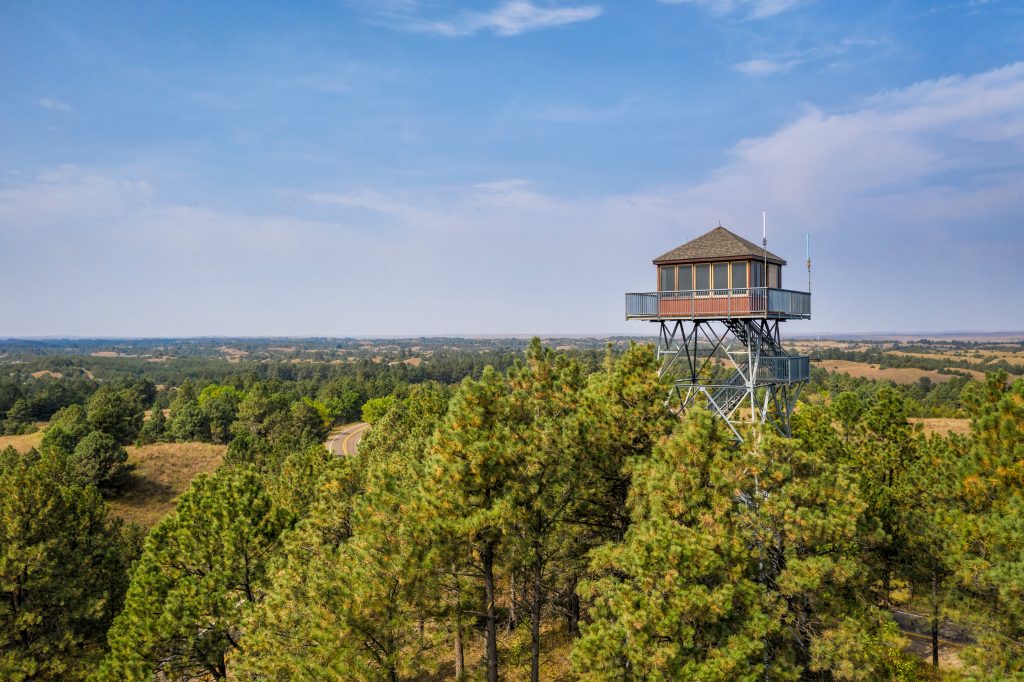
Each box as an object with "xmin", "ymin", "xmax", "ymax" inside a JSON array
[{"xmin": 326, "ymin": 422, "xmax": 369, "ymax": 456}]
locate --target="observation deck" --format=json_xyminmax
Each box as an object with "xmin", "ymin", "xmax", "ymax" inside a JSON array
[{"xmin": 625, "ymin": 287, "xmax": 811, "ymax": 321}]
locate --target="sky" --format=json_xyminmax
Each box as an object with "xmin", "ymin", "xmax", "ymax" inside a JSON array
[{"xmin": 1, "ymin": 0, "xmax": 1023, "ymax": 337}]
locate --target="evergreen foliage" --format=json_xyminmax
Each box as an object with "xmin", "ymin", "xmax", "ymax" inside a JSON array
[
  {"xmin": 2, "ymin": 339, "xmax": 1023, "ymax": 680},
  {"xmin": 0, "ymin": 451, "xmax": 137, "ymax": 680},
  {"xmin": 95, "ymin": 467, "xmax": 289, "ymax": 680}
]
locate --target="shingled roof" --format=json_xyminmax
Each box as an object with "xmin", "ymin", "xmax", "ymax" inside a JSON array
[{"xmin": 654, "ymin": 226, "xmax": 786, "ymax": 265}]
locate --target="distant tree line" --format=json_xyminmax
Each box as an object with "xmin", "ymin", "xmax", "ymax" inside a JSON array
[{"xmin": 803, "ymin": 366, "xmax": 972, "ymax": 418}]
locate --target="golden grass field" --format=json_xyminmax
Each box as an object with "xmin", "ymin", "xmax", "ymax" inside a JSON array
[
  {"xmin": 817, "ymin": 360, "xmax": 955, "ymax": 384},
  {"xmin": 0, "ymin": 425, "xmax": 45, "ymax": 452},
  {"xmin": 1, "ymin": 426, "xmax": 222, "ymax": 527},
  {"xmin": 107, "ymin": 442, "xmax": 226, "ymax": 527},
  {"xmin": 909, "ymin": 417, "xmax": 972, "ymax": 436}
]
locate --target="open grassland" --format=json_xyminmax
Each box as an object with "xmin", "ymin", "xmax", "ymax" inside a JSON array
[
  {"xmin": 818, "ymin": 360, "xmax": 955, "ymax": 384},
  {"xmin": 0, "ymin": 424, "xmax": 46, "ymax": 452},
  {"xmin": 909, "ymin": 417, "xmax": 972, "ymax": 436},
  {"xmin": 107, "ymin": 442, "xmax": 225, "ymax": 527}
]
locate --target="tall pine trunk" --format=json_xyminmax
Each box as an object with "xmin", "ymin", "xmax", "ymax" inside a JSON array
[
  {"xmin": 453, "ymin": 572, "xmax": 465, "ymax": 680},
  {"xmin": 567, "ymin": 577, "xmax": 580, "ymax": 638},
  {"xmin": 483, "ymin": 540, "xmax": 499, "ymax": 682},
  {"xmin": 931, "ymin": 568, "xmax": 940, "ymax": 669},
  {"xmin": 510, "ymin": 573, "xmax": 518, "ymax": 630},
  {"xmin": 531, "ymin": 543, "xmax": 543, "ymax": 682},
  {"xmin": 454, "ymin": 626, "xmax": 464, "ymax": 680}
]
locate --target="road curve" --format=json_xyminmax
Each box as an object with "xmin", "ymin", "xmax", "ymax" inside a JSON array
[{"xmin": 326, "ymin": 422, "xmax": 369, "ymax": 457}]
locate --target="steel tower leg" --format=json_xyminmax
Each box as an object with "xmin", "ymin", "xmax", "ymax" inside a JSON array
[{"xmin": 656, "ymin": 318, "xmax": 805, "ymax": 440}]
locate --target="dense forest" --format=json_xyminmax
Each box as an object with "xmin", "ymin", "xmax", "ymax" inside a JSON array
[{"xmin": 1, "ymin": 338, "xmax": 1022, "ymax": 679}]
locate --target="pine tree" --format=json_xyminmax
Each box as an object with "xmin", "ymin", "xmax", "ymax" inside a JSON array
[
  {"xmin": 429, "ymin": 367, "xmax": 518, "ymax": 682},
  {"xmin": 95, "ymin": 467, "xmax": 288, "ymax": 680},
  {"xmin": 901, "ymin": 432, "xmax": 963, "ymax": 670},
  {"xmin": 573, "ymin": 409, "xmax": 899, "ymax": 680},
  {"xmin": 40, "ymin": 403, "xmax": 91, "ymax": 454},
  {"xmin": 843, "ymin": 385, "xmax": 921, "ymax": 607},
  {"xmin": 197, "ymin": 385, "xmax": 240, "ymax": 444},
  {"xmin": 135, "ymin": 403, "xmax": 166, "ymax": 445},
  {"xmin": 68, "ymin": 430, "xmax": 132, "ymax": 493},
  {"xmin": 0, "ymin": 454, "xmax": 136, "ymax": 680},
  {"xmin": 954, "ymin": 373, "xmax": 1024, "ymax": 674},
  {"xmin": 565, "ymin": 342, "xmax": 675, "ymax": 635},
  {"xmin": 2, "ymin": 398, "xmax": 33, "ymax": 435},
  {"xmin": 167, "ymin": 381, "xmax": 210, "ymax": 442},
  {"xmin": 86, "ymin": 385, "xmax": 144, "ymax": 446},
  {"xmin": 505, "ymin": 339, "xmax": 585, "ymax": 682},
  {"xmin": 238, "ymin": 384, "xmax": 449, "ymax": 680}
]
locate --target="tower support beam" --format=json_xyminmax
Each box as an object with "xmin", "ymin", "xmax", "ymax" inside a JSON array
[{"xmin": 656, "ymin": 318, "xmax": 809, "ymax": 440}]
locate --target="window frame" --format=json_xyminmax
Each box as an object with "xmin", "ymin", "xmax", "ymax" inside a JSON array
[
  {"xmin": 730, "ymin": 260, "xmax": 747, "ymax": 292},
  {"xmin": 712, "ymin": 262, "xmax": 730, "ymax": 295},
  {"xmin": 694, "ymin": 263, "xmax": 711, "ymax": 293},
  {"xmin": 677, "ymin": 264, "xmax": 693, "ymax": 292},
  {"xmin": 660, "ymin": 265, "xmax": 675, "ymax": 293}
]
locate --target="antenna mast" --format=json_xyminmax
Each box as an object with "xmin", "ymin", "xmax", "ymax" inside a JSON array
[
  {"xmin": 762, "ymin": 211, "xmax": 768, "ymax": 287},
  {"xmin": 806, "ymin": 234, "xmax": 812, "ymax": 293}
]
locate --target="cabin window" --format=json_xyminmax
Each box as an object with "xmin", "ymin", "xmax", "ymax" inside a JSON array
[
  {"xmin": 731, "ymin": 261, "xmax": 747, "ymax": 289},
  {"xmin": 695, "ymin": 264, "xmax": 710, "ymax": 291},
  {"xmin": 660, "ymin": 266, "xmax": 674, "ymax": 292},
  {"xmin": 768, "ymin": 263, "xmax": 781, "ymax": 289},
  {"xmin": 713, "ymin": 263, "xmax": 729, "ymax": 291},
  {"xmin": 677, "ymin": 264, "xmax": 693, "ymax": 291},
  {"xmin": 750, "ymin": 261, "xmax": 765, "ymax": 288}
]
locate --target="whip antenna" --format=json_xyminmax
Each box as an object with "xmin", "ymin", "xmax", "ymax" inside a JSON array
[
  {"xmin": 806, "ymin": 234, "xmax": 812, "ymax": 293},
  {"xmin": 762, "ymin": 211, "xmax": 768, "ymax": 287}
]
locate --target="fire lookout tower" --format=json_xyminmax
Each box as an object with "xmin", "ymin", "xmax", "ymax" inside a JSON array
[{"xmin": 625, "ymin": 225, "xmax": 811, "ymax": 440}]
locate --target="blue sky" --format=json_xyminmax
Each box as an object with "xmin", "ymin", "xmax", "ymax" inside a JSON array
[{"xmin": 1, "ymin": 0, "xmax": 1022, "ymax": 336}]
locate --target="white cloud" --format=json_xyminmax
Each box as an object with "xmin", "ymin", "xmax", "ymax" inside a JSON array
[
  {"xmin": 659, "ymin": 0, "xmax": 805, "ymax": 20},
  {"xmin": 37, "ymin": 97, "xmax": 73, "ymax": 112},
  {"xmin": 365, "ymin": 1, "xmax": 603, "ymax": 37},
  {"xmin": 733, "ymin": 58, "xmax": 798, "ymax": 75},
  {"xmin": 734, "ymin": 38, "xmax": 881, "ymax": 76}
]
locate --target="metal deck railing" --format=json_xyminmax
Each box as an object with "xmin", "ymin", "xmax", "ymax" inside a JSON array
[{"xmin": 625, "ymin": 287, "xmax": 811, "ymax": 320}]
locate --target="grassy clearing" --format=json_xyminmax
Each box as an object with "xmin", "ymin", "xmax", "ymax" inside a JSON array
[
  {"xmin": 909, "ymin": 417, "xmax": 972, "ymax": 436},
  {"xmin": 107, "ymin": 442, "xmax": 226, "ymax": 527},
  {"xmin": 818, "ymin": 360, "xmax": 954, "ymax": 385},
  {"xmin": 0, "ymin": 424, "xmax": 46, "ymax": 452}
]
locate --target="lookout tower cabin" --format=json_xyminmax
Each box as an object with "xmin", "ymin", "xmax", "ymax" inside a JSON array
[{"xmin": 625, "ymin": 225, "xmax": 812, "ymax": 439}]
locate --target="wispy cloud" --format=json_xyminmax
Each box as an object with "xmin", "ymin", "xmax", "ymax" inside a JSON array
[
  {"xmin": 3, "ymin": 63, "xmax": 1024, "ymax": 334},
  {"xmin": 361, "ymin": 1, "xmax": 603, "ymax": 37},
  {"xmin": 658, "ymin": 0, "xmax": 805, "ymax": 20},
  {"xmin": 37, "ymin": 97, "xmax": 73, "ymax": 112},
  {"xmin": 733, "ymin": 38, "xmax": 881, "ymax": 76},
  {"xmin": 528, "ymin": 93, "xmax": 645, "ymax": 123}
]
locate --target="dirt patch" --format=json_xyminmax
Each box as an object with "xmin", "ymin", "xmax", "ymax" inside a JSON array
[
  {"xmin": 818, "ymin": 360, "xmax": 954, "ymax": 385},
  {"xmin": 107, "ymin": 442, "xmax": 226, "ymax": 527},
  {"xmin": 219, "ymin": 347, "xmax": 249, "ymax": 363},
  {"xmin": 30, "ymin": 370, "xmax": 64, "ymax": 379},
  {"xmin": 90, "ymin": 351, "xmax": 123, "ymax": 358}
]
